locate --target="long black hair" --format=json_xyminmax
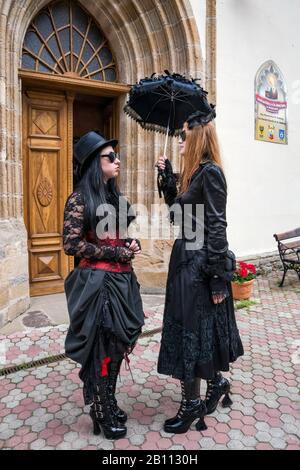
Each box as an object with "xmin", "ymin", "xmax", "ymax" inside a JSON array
[{"xmin": 75, "ymin": 150, "xmax": 134, "ymax": 236}]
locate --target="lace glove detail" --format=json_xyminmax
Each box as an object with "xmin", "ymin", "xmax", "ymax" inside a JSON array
[
  {"xmin": 115, "ymin": 246, "xmax": 135, "ymax": 263},
  {"xmin": 209, "ymin": 276, "xmax": 228, "ymax": 298}
]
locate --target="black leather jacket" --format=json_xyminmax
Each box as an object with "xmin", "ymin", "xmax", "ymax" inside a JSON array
[{"xmin": 159, "ymin": 158, "xmax": 229, "ymax": 296}]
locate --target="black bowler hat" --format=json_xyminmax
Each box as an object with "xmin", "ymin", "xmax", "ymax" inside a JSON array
[{"xmin": 74, "ymin": 131, "xmax": 118, "ymax": 167}]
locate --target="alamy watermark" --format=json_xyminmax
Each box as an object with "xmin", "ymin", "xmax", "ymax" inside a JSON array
[{"xmin": 95, "ymin": 198, "xmax": 205, "ymax": 250}]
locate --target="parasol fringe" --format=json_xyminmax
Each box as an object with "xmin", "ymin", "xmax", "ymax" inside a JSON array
[{"xmin": 124, "ymin": 105, "xmax": 180, "ymax": 137}]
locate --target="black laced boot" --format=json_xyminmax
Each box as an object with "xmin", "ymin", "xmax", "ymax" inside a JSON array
[
  {"xmin": 89, "ymin": 377, "xmax": 127, "ymax": 439},
  {"xmin": 205, "ymin": 372, "xmax": 233, "ymax": 415},
  {"xmin": 164, "ymin": 379, "xmax": 207, "ymax": 434},
  {"xmin": 107, "ymin": 359, "xmax": 127, "ymax": 423}
]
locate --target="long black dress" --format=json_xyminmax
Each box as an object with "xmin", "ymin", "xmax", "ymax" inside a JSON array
[
  {"xmin": 63, "ymin": 189, "xmax": 144, "ymax": 404},
  {"xmin": 157, "ymin": 158, "xmax": 244, "ymax": 382}
]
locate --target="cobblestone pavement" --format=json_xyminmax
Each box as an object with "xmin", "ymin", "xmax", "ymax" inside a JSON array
[{"xmin": 0, "ymin": 272, "xmax": 299, "ymax": 450}]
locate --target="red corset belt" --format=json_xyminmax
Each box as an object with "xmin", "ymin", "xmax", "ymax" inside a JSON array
[
  {"xmin": 78, "ymin": 233, "xmax": 132, "ymax": 273},
  {"xmin": 78, "ymin": 258, "xmax": 132, "ymax": 273}
]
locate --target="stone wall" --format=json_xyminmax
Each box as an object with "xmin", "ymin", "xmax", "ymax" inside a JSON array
[
  {"xmin": 0, "ymin": 0, "xmax": 31, "ymax": 328},
  {"xmin": 0, "ymin": 220, "xmax": 30, "ymax": 327}
]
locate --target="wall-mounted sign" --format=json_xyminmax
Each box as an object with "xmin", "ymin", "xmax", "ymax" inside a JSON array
[{"xmin": 255, "ymin": 60, "xmax": 287, "ymax": 144}]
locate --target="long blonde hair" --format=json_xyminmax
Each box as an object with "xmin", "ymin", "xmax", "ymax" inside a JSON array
[{"xmin": 179, "ymin": 121, "xmax": 223, "ymax": 195}]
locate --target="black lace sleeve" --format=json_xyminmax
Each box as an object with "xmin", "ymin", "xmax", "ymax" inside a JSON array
[
  {"xmin": 158, "ymin": 159, "xmax": 179, "ymax": 207},
  {"xmin": 63, "ymin": 191, "xmax": 134, "ymax": 262}
]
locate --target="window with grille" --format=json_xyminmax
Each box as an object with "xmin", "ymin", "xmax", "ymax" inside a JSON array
[{"xmin": 21, "ymin": 0, "xmax": 117, "ymax": 82}]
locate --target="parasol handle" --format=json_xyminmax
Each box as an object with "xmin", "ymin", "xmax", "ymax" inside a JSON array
[
  {"xmin": 163, "ymin": 129, "xmax": 169, "ymax": 158},
  {"xmin": 163, "ymin": 99, "xmax": 172, "ymax": 158},
  {"xmin": 158, "ymin": 100, "xmax": 172, "ymax": 197}
]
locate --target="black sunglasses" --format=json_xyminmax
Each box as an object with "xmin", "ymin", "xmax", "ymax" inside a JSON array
[
  {"xmin": 100, "ymin": 151, "xmax": 120, "ymax": 163},
  {"xmin": 179, "ymin": 130, "xmax": 186, "ymax": 142}
]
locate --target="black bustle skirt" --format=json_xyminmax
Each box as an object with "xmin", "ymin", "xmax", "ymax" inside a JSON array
[
  {"xmin": 64, "ymin": 268, "xmax": 144, "ymax": 404},
  {"xmin": 157, "ymin": 239, "xmax": 244, "ymax": 381}
]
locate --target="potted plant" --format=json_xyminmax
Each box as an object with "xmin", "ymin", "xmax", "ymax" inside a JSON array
[{"xmin": 231, "ymin": 261, "xmax": 257, "ymax": 300}]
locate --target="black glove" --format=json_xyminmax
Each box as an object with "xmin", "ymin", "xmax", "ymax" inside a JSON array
[
  {"xmin": 209, "ymin": 275, "xmax": 228, "ymax": 298},
  {"xmin": 115, "ymin": 246, "xmax": 135, "ymax": 263},
  {"xmin": 157, "ymin": 159, "xmax": 178, "ymax": 206}
]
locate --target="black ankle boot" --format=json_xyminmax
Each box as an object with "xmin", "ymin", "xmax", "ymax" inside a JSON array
[
  {"xmin": 107, "ymin": 359, "xmax": 127, "ymax": 423},
  {"xmin": 164, "ymin": 399, "xmax": 207, "ymax": 434},
  {"xmin": 205, "ymin": 372, "xmax": 233, "ymax": 415},
  {"xmin": 90, "ymin": 378, "xmax": 127, "ymax": 440},
  {"xmin": 164, "ymin": 380, "xmax": 207, "ymax": 434}
]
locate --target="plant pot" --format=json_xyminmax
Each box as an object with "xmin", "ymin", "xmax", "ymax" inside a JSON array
[{"xmin": 231, "ymin": 279, "xmax": 255, "ymax": 300}]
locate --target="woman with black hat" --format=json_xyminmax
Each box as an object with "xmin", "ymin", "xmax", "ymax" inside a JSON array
[
  {"xmin": 155, "ymin": 106, "xmax": 244, "ymax": 434},
  {"xmin": 63, "ymin": 131, "xmax": 144, "ymax": 440}
]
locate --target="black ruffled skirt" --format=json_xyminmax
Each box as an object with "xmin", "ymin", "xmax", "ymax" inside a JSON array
[
  {"xmin": 157, "ymin": 239, "xmax": 244, "ymax": 381},
  {"xmin": 64, "ymin": 268, "xmax": 144, "ymax": 404}
]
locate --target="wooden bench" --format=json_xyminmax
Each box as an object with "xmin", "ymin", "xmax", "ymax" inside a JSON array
[{"xmin": 273, "ymin": 228, "xmax": 300, "ymax": 286}]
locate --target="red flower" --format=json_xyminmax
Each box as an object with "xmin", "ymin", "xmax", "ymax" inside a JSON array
[
  {"xmin": 239, "ymin": 261, "xmax": 247, "ymax": 267},
  {"xmin": 247, "ymin": 264, "xmax": 256, "ymax": 274},
  {"xmin": 239, "ymin": 267, "xmax": 248, "ymax": 277}
]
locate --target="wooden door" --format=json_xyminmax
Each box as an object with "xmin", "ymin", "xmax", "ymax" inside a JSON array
[{"xmin": 23, "ymin": 90, "xmax": 73, "ymax": 296}]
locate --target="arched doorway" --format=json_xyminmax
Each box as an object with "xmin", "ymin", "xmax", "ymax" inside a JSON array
[{"xmin": 21, "ymin": 0, "xmax": 129, "ymax": 296}]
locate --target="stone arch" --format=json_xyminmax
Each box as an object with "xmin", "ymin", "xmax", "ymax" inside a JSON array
[{"xmin": 0, "ymin": 0, "xmax": 203, "ymax": 323}]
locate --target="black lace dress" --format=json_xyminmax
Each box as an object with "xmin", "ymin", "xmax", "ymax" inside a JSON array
[
  {"xmin": 63, "ymin": 189, "xmax": 144, "ymax": 404},
  {"xmin": 157, "ymin": 159, "xmax": 244, "ymax": 381}
]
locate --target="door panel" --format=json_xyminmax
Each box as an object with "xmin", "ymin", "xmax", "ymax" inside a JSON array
[{"xmin": 23, "ymin": 90, "xmax": 73, "ymax": 296}]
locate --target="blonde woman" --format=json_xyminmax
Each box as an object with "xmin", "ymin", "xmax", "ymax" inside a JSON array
[{"xmin": 156, "ymin": 109, "xmax": 244, "ymax": 434}]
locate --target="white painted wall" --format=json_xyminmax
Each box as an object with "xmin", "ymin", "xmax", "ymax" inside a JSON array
[{"xmin": 190, "ymin": 0, "xmax": 300, "ymax": 256}]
